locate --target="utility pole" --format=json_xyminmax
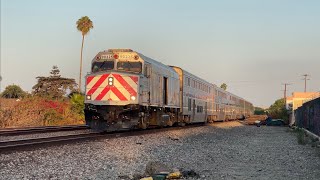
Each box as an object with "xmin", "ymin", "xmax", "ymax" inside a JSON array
[
  {"xmin": 302, "ymin": 74, "xmax": 310, "ymax": 92},
  {"xmin": 282, "ymin": 83, "xmax": 291, "ymax": 108},
  {"xmin": 282, "ymin": 83, "xmax": 291, "ymax": 101}
]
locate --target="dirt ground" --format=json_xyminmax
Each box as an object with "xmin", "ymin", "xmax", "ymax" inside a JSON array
[{"xmin": 210, "ymin": 121, "xmax": 245, "ymax": 128}]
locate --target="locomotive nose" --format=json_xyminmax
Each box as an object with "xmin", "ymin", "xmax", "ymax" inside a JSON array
[{"xmin": 85, "ymin": 73, "xmax": 139, "ymax": 105}]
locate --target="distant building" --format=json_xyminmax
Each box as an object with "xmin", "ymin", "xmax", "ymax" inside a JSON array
[{"xmin": 286, "ymin": 92, "xmax": 320, "ymax": 125}]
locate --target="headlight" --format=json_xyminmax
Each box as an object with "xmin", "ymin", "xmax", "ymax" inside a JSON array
[
  {"xmin": 86, "ymin": 95, "xmax": 91, "ymax": 100},
  {"xmin": 108, "ymin": 77, "xmax": 114, "ymax": 86},
  {"xmin": 131, "ymin": 96, "xmax": 136, "ymax": 100}
]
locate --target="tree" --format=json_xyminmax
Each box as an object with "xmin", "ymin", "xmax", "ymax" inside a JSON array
[
  {"xmin": 220, "ymin": 83, "xmax": 227, "ymax": 91},
  {"xmin": 254, "ymin": 107, "xmax": 266, "ymax": 115},
  {"xmin": 268, "ymin": 98, "xmax": 288, "ymax": 121},
  {"xmin": 76, "ymin": 16, "xmax": 93, "ymax": 92},
  {"xmin": 32, "ymin": 66, "xmax": 77, "ymax": 99},
  {"xmin": 1, "ymin": 84, "xmax": 26, "ymax": 99}
]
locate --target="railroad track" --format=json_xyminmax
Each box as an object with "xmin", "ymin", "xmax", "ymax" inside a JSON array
[
  {"xmin": 0, "ymin": 132, "xmax": 102, "ymax": 151},
  {"xmin": 0, "ymin": 125, "xmax": 89, "ymax": 136},
  {"xmin": 0, "ymin": 123, "xmax": 204, "ymax": 152}
]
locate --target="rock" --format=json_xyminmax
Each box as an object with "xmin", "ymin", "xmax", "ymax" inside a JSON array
[
  {"xmin": 133, "ymin": 173, "xmax": 143, "ymax": 180},
  {"xmin": 152, "ymin": 174, "xmax": 167, "ymax": 180},
  {"xmin": 145, "ymin": 161, "xmax": 172, "ymax": 176},
  {"xmin": 167, "ymin": 171, "xmax": 182, "ymax": 179},
  {"xmin": 140, "ymin": 177, "xmax": 153, "ymax": 180},
  {"xmin": 168, "ymin": 136, "xmax": 179, "ymax": 141},
  {"xmin": 118, "ymin": 175, "xmax": 130, "ymax": 180},
  {"xmin": 181, "ymin": 169, "xmax": 200, "ymax": 178}
]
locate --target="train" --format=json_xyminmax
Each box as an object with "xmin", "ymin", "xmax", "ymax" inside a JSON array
[{"xmin": 84, "ymin": 49, "xmax": 254, "ymax": 131}]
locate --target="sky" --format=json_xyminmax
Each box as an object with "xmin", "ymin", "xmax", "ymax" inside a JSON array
[{"xmin": 1, "ymin": 0, "xmax": 319, "ymax": 108}]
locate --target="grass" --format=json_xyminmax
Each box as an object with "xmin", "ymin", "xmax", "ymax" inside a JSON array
[
  {"xmin": 290, "ymin": 127, "xmax": 320, "ymax": 149},
  {"xmin": 296, "ymin": 128, "xmax": 307, "ymax": 145},
  {"xmin": 289, "ymin": 127, "xmax": 320, "ymax": 157}
]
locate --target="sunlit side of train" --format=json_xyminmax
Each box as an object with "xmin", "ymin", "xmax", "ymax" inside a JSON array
[{"xmin": 84, "ymin": 49, "xmax": 254, "ymax": 131}]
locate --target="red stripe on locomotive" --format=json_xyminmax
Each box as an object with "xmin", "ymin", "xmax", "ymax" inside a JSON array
[
  {"xmin": 110, "ymin": 86, "xmax": 128, "ymax": 101},
  {"xmin": 86, "ymin": 76, "xmax": 94, "ymax": 85},
  {"xmin": 113, "ymin": 74, "xmax": 137, "ymax": 96},
  {"xmin": 87, "ymin": 74, "xmax": 109, "ymax": 95},
  {"xmin": 95, "ymin": 86, "xmax": 111, "ymax": 100},
  {"xmin": 129, "ymin": 76, "xmax": 138, "ymax": 84}
]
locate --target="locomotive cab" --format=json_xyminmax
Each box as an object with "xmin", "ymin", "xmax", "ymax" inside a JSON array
[{"xmin": 84, "ymin": 49, "xmax": 142, "ymax": 131}]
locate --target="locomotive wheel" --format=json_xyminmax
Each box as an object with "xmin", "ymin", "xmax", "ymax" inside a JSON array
[{"xmin": 167, "ymin": 120, "xmax": 173, "ymax": 127}]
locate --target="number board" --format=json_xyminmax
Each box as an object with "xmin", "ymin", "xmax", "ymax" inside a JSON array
[
  {"xmin": 100, "ymin": 53, "xmax": 136, "ymax": 60},
  {"xmin": 118, "ymin": 54, "xmax": 136, "ymax": 59},
  {"xmin": 100, "ymin": 54, "xmax": 114, "ymax": 59}
]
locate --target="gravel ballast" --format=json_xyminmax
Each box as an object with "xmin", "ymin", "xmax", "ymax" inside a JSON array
[{"xmin": 0, "ymin": 122, "xmax": 319, "ymax": 179}]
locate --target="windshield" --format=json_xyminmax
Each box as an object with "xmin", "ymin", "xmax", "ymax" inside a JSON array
[
  {"xmin": 117, "ymin": 61, "xmax": 142, "ymax": 73},
  {"xmin": 92, "ymin": 61, "xmax": 114, "ymax": 73}
]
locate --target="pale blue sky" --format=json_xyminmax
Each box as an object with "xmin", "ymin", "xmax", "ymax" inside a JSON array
[{"xmin": 1, "ymin": 0, "xmax": 320, "ymax": 107}]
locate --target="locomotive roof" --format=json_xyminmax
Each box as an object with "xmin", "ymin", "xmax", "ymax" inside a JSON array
[
  {"xmin": 93, "ymin": 49, "xmax": 175, "ymax": 73},
  {"xmin": 137, "ymin": 53, "xmax": 178, "ymax": 74}
]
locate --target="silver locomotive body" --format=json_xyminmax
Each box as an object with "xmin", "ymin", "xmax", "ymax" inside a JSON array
[{"xmin": 84, "ymin": 49, "xmax": 180, "ymax": 131}]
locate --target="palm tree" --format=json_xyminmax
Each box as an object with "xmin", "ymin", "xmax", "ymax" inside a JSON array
[
  {"xmin": 220, "ymin": 83, "xmax": 227, "ymax": 91},
  {"xmin": 76, "ymin": 16, "xmax": 93, "ymax": 92}
]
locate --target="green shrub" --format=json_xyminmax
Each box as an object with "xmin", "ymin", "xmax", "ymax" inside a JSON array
[
  {"xmin": 268, "ymin": 98, "xmax": 288, "ymax": 121},
  {"xmin": 70, "ymin": 93, "xmax": 84, "ymax": 118},
  {"xmin": 2, "ymin": 85, "xmax": 26, "ymax": 99},
  {"xmin": 43, "ymin": 109, "xmax": 63, "ymax": 126}
]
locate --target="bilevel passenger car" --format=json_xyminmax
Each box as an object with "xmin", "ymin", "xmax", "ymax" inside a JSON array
[{"xmin": 84, "ymin": 49, "xmax": 253, "ymax": 131}]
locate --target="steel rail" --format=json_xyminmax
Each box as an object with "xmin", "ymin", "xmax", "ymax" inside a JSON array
[
  {"xmin": 0, "ymin": 132, "xmax": 101, "ymax": 151},
  {"xmin": 0, "ymin": 125, "xmax": 89, "ymax": 136},
  {"xmin": 0, "ymin": 123, "xmax": 205, "ymax": 152}
]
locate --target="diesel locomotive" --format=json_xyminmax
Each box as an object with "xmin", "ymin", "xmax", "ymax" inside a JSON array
[{"xmin": 84, "ymin": 49, "xmax": 253, "ymax": 131}]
